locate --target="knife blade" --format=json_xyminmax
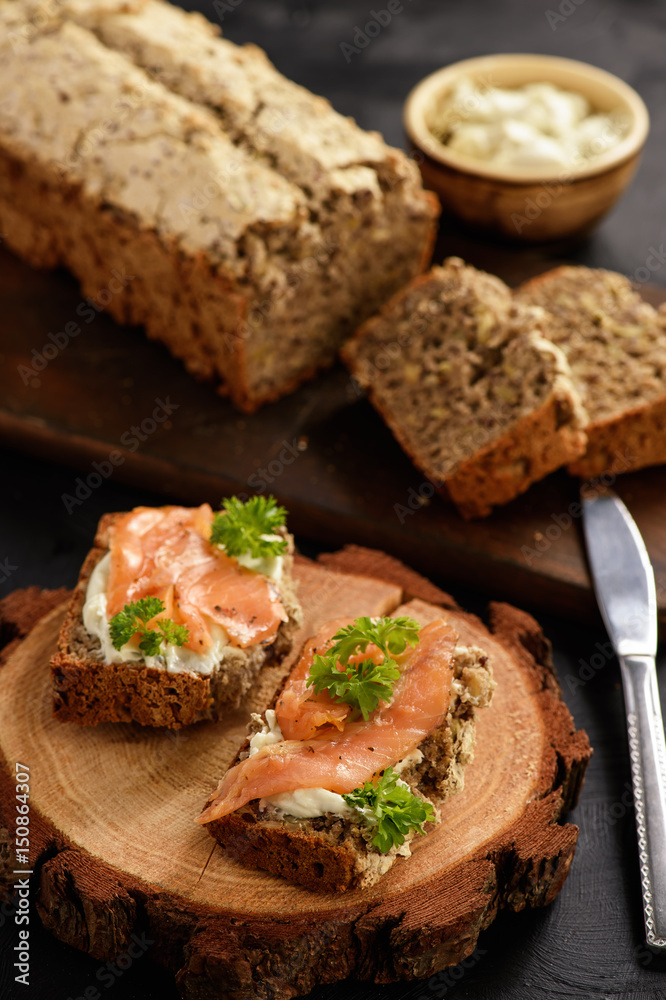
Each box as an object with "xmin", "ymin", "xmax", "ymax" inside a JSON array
[{"xmin": 582, "ymin": 487, "xmax": 666, "ymax": 952}]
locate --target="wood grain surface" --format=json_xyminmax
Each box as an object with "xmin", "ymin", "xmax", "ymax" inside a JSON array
[
  {"xmin": 2, "ymin": 2, "xmax": 666, "ymax": 997},
  {"xmin": 0, "ymin": 548, "xmax": 590, "ymax": 1000},
  {"xmin": 2, "ymin": 246, "xmax": 666, "ymax": 629}
]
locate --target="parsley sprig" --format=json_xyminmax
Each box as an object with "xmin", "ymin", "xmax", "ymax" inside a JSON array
[
  {"xmin": 109, "ymin": 597, "xmax": 190, "ymax": 657},
  {"xmin": 307, "ymin": 654, "xmax": 400, "ymax": 721},
  {"xmin": 306, "ymin": 616, "xmax": 421, "ymax": 721},
  {"xmin": 326, "ymin": 616, "xmax": 421, "ymax": 663},
  {"xmin": 210, "ymin": 495, "xmax": 288, "ymax": 560},
  {"xmin": 343, "ymin": 767, "xmax": 435, "ymax": 853}
]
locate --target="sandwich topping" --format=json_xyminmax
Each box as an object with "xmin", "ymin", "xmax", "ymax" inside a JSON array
[
  {"xmin": 274, "ymin": 615, "xmax": 421, "ymax": 741},
  {"xmin": 342, "ymin": 766, "xmax": 435, "ymax": 854},
  {"xmin": 83, "ymin": 499, "xmax": 289, "ymax": 674},
  {"xmin": 197, "ymin": 616, "xmax": 457, "ymax": 850},
  {"xmin": 108, "ymin": 596, "xmax": 190, "ymax": 657},
  {"xmin": 305, "ymin": 615, "xmax": 421, "ymax": 722}
]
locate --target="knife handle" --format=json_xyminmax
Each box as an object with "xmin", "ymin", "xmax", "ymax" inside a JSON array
[{"xmin": 619, "ymin": 654, "xmax": 666, "ymax": 951}]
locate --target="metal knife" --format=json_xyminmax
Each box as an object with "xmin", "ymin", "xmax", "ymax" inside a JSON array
[{"xmin": 582, "ymin": 487, "xmax": 666, "ymax": 952}]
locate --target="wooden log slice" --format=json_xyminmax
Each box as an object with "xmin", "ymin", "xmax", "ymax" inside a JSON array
[{"xmin": 0, "ymin": 546, "xmax": 591, "ymax": 1000}]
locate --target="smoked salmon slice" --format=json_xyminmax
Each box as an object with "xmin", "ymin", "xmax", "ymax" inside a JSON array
[
  {"xmin": 197, "ymin": 618, "xmax": 457, "ymax": 824},
  {"xmin": 276, "ymin": 618, "xmax": 359, "ymax": 740},
  {"xmin": 275, "ymin": 617, "xmax": 390, "ymax": 740},
  {"xmin": 106, "ymin": 504, "xmax": 287, "ymax": 652}
]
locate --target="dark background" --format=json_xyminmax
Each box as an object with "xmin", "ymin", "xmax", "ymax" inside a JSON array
[{"xmin": 2, "ymin": 0, "xmax": 666, "ymax": 997}]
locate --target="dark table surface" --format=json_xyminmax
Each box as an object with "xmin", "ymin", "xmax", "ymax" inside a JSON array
[{"xmin": 2, "ymin": 0, "xmax": 666, "ymax": 998}]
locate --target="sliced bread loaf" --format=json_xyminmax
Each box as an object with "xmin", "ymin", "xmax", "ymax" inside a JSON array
[
  {"xmin": 0, "ymin": 0, "xmax": 437, "ymax": 411},
  {"xmin": 51, "ymin": 505, "xmax": 302, "ymax": 728},
  {"xmin": 517, "ymin": 265, "xmax": 666, "ymax": 478},
  {"xmin": 198, "ymin": 598, "xmax": 495, "ymax": 892},
  {"xmin": 342, "ymin": 257, "xmax": 588, "ymax": 518}
]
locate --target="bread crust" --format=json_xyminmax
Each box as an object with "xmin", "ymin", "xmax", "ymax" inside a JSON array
[
  {"xmin": 566, "ymin": 393, "xmax": 666, "ymax": 477},
  {"xmin": 416, "ymin": 189, "xmax": 441, "ymax": 272},
  {"xmin": 0, "ymin": 147, "xmax": 242, "ymax": 386},
  {"xmin": 435, "ymin": 392, "xmax": 586, "ymax": 518},
  {"xmin": 206, "ymin": 809, "xmax": 362, "ymax": 894},
  {"xmin": 51, "ymin": 512, "xmax": 302, "ymax": 728}
]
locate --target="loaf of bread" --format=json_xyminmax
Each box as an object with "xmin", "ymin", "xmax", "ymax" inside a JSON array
[
  {"xmin": 0, "ymin": 0, "xmax": 438, "ymax": 411},
  {"xmin": 342, "ymin": 258, "xmax": 588, "ymax": 518},
  {"xmin": 517, "ymin": 265, "xmax": 666, "ymax": 478},
  {"xmin": 51, "ymin": 505, "xmax": 302, "ymax": 728},
  {"xmin": 198, "ymin": 598, "xmax": 495, "ymax": 891}
]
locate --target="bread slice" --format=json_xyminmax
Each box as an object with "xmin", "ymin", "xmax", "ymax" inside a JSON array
[
  {"xmin": 201, "ymin": 598, "xmax": 495, "ymax": 892},
  {"xmin": 516, "ymin": 265, "xmax": 666, "ymax": 478},
  {"xmin": 341, "ymin": 257, "xmax": 588, "ymax": 518},
  {"xmin": 50, "ymin": 512, "xmax": 303, "ymax": 728},
  {"xmin": 0, "ymin": 0, "xmax": 438, "ymax": 412}
]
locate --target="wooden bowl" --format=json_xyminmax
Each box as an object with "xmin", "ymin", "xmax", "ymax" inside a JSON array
[{"xmin": 404, "ymin": 54, "xmax": 650, "ymax": 243}]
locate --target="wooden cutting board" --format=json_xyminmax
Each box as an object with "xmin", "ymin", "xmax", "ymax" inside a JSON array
[
  {"xmin": 1, "ymin": 245, "xmax": 665, "ymax": 627},
  {"xmin": 0, "ymin": 548, "xmax": 590, "ymax": 1000}
]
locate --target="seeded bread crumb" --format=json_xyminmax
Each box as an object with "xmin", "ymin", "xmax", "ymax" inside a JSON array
[
  {"xmin": 517, "ymin": 265, "xmax": 666, "ymax": 478},
  {"xmin": 342, "ymin": 258, "xmax": 588, "ymax": 518},
  {"xmin": 50, "ymin": 513, "xmax": 303, "ymax": 729}
]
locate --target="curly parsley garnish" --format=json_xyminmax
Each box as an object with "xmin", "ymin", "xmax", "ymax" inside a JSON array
[
  {"xmin": 306, "ymin": 616, "xmax": 421, "ymax": 721},
  {"xmin": 342, "ymin": 767, "xmax": 435, "ymax": 853},
  {"xmin": 109, "ymin": 597, "xmax": 190, "ymax": 657},
  {"xmin": 307, "ymin": 653, "xmax": 400, "ymax": 721},
  {"xmin": 210, "ymin": 495, "xmax": 288, "ymax": 559}
]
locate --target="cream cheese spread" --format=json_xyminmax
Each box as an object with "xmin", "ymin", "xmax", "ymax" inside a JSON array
[
  {"xmin": 231, "ymin": 537, "xmax": 284, "ymax": 585},
  {"xmin": 248, "ymin": 709, "xmax": 283, "ymax": 755},
  {"xmin": 392, "ymin": 748, "xmax": 424, "ymax": 774},
  {"xmin": 429, "ymin": 77, "xmax": 627, "ymax": 171},
  {"xmin": 264, "ymin": 787, "xmax": 355, "ymax": 820}
]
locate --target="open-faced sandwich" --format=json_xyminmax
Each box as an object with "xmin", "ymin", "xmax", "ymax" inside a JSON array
[
  {"xmin": 50, "ymin": 496, "xmax": 302, "ymax": 727},
  {"xmin": 197, "ymin": 599, "xmax": 495, "ymax": 891}
]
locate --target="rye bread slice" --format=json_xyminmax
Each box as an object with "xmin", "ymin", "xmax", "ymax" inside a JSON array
[
  {"xmin": 50, "ymin": 513, "xmax": 303, "ymax": 729},
  {"xmin": 516, "ymin": 265, "xmax": 666, "ymax": 478},
  {"xmin": 341, "ymin": 257, "xmax": 588, "ymax": 518},
  {"xmin": 202, "ymin": 598, "xmax": 495, "ymax": 892}
]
